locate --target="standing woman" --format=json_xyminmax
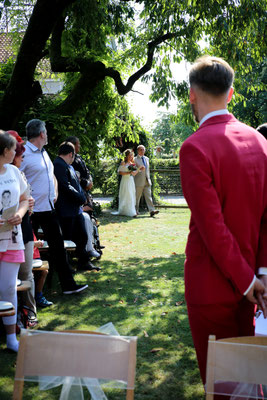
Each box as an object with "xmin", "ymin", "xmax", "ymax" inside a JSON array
[
  {"xmin": 9, "ymin": 130, "xmax": 39, "ymax": 326},
  {"xmin": 0, "ymin": 132, "xmax": 28, "ymax": 351}
]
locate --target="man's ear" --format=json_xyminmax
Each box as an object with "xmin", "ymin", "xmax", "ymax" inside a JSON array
[
  {"xmin": 189, "ymin": 87, "xmax": 196, "ymax": 104},
  {"xmin": 227, "ymin": 87, "xmax": 234, "ymax": 104}
]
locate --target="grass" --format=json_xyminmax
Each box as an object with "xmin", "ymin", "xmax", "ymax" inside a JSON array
[{"xmin": 0, "ymin": 208, "xmax": 205, "ymax": 400}]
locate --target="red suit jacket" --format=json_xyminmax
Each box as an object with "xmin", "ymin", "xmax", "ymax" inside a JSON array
[{"xmin": 180, "ymin": 114, "xmax": 267, "ymax": 305}]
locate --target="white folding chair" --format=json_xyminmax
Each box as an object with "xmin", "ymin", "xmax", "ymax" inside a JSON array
[
  {"xmin": 13, "ymin": 329, "xmax": 137, "ymax": 400},
  {"xmin": 206, "ymin": 335, "xmax": 267, "ymax": 399}
]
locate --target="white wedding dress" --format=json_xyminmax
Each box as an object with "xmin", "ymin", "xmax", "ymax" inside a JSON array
[{"xmin": 112, "ymin": 164, "xmax": 136, "ymax": 217}]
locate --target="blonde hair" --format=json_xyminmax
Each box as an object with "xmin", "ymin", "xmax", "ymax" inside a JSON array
[{"xmin": 123, "ymin": 149, "xmax": 134, "ymax": 163}]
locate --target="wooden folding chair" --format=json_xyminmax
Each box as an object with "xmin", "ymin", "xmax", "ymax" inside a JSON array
[
  {"xmin": 13, "ymin": 329, "xmax": 137, "ymax": 400},
  {"xmin": 206, "ymin": 335, "xmax": 267, "ymax": 399}
]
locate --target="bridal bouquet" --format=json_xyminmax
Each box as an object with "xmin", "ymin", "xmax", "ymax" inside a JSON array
[{"xmin": 128, "ymin": 164, "xmax": 137, "ymax": 172}]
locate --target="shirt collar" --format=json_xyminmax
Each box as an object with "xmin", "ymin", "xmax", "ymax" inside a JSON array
[
  {"xmin": 26, "ymin": 141, "xmax": 44, "ymax": 152},
  {"xmin": 199, "ymin": 109, "xmax": 229, "ymax": 127}
]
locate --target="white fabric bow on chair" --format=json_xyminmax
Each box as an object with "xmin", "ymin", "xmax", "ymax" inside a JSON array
[{"xmin": 38, "ymin": 323, "xmax": 122, "ymax": 400}]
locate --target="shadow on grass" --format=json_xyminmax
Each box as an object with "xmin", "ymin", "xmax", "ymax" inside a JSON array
[
  {"xmin": 98, "ymin": 209, "xmax": 156, "ymax": 226},
  {"xmin": 37, "ymin": 253, "xmax": 203, "ymax": 400}
]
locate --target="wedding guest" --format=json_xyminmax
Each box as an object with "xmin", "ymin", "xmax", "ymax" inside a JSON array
[
  {"xmin": 20, "ymin": 119, "xmax": 88, "ymax": 294},
  {"xmin": 9, "ymin": 130, "xmax": 38, "ymax": 327},
  {"xmin": 0, "ymin": 131, "xmax": 28, "ymax": 352},
  {"xmin": 65, "ymin": 136, "xmax": 93, "ymax": 191},
  {"xmin": 256, "ymin": 123, "xmax": 267, "ymax": 139},
  {"xmin": 66, "ymin": 135, "xmax": 104, "ymax": 256},
  {"xmin": 53, "ymin": 142, "xmax": 99, "ymax": 270},
  {"xmin": 134, "ymin": 145, "xmax": 159, "ymax": 217},
  {"xmin": 32, "ymin": 233, "xmax": 53, "ymax": 308},
  {"xmin": 114, "ymin": 149, "xmax": 143, "ymax": 217},
  {"xmin": 179, "ymin": 55, "xmax": 267, "ymax": 391}
]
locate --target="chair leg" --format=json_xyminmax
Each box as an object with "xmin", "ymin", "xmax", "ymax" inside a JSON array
[{"xmin": 13, "ymin": 380, "xmax": 24, "ymax": 400}]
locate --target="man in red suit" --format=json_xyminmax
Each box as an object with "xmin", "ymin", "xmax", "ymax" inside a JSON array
[{"xmin": 179, "ymin": 56, "xmax": 267, "ymax": 390}]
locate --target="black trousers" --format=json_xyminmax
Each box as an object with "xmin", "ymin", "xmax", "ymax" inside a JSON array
[
  {"xmin": 58, "ymin": 213, "xmax": 89, "ymax": 267},
  {"xmin": 31, "ymin": 210, "xmax": 75, "ymax": 290}
]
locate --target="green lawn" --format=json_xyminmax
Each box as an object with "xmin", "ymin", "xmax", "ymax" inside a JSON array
[{"xmin": 0, "ymin": 208, "xmax": 205, "ymax": 400}]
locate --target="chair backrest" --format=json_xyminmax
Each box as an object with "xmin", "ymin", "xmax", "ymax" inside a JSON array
[
  {"xmin": 206, "ymin": 335, "xmax": 267, "ymax": 400},
  {"xmin": 13, "ymin": 329, "xmax": 137, "ymax": 400}
]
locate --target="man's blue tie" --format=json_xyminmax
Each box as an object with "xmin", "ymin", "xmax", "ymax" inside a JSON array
[{"xmin": 141, "ymin": 156, "xmax": 146, "ymax": 168}]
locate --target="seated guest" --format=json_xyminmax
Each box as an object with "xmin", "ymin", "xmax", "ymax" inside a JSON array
[
  {"xmin": 32, "ymin": 233, "xmax": 53, "ymax": 308},
  {"xmin": 65, "ymin": 136, "xmax": 93, "ymax": 192},
  {"xmin": 66, "ymin": 135, "xmax": 104, "ymax": 256},
  {"xmin": 53, "ymin": 142, "xmax": 99, "ymax": 270},
  {"xmin": 82, "ymin": 212, "xmax": 101, "ymax": 257}
]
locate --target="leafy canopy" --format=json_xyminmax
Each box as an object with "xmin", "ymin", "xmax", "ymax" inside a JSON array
[{"xmin": 0, "ymin": 0, "xmax": 265, "ymax": 155}]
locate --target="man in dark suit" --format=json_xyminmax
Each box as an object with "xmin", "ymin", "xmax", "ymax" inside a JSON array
[
  {"xmin": 53, "ymin": 142, "xmax": 98, "ymax": 271},
  {"xmin": 179, "ymin": 56, "xmax": 267, "ymax": 388}
]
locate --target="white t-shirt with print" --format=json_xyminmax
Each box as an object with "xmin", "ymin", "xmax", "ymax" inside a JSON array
[{"xmin": 0, "ymin": 164, "xmax": 27, "ymax": 252}]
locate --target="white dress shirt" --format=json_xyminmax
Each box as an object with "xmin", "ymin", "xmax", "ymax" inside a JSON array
[
  {"xmin": 199, "ymin": 109, "xmax": 229, "ymax": 126},
  {"xmin": 20, "ymin": 142, "xmax": 56, "ymax": 212}
]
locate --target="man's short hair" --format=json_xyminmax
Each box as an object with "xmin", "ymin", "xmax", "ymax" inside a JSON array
[
  {"xmin": 65, "ymin": 136, "xmax": 79, "ymax": 146},
  {"xmin": 256, "ymin": 123, "xmax": 267, "ymax": 140},
  {"xmin": 26, "ymin": 119, "xmax": 46, "ymax": 140},
  {"xmin": 189, "ymin": 56, "xmax": 234, "ymax": 96},
  {"xmin": 58, "ymin": 142, "xmax": 75, "ymax": 156}
]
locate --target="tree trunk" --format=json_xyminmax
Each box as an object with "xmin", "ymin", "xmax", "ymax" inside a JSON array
[{"xmin": 0, "ymin": 0, "xmax": 75, "ymax": 129}]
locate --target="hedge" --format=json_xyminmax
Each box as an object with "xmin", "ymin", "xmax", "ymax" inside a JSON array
[{"xmin": 91, "ymin": 158, "xmax": 183, "ymax": 197}]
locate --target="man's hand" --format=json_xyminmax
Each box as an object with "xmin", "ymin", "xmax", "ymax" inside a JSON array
[
  {"xmin": 259, "ymin": 275, "xmax": 267, "ymax": 315},
  {"xmin": 28, "ymin": 196, "xmax": 35, "ymax": 209},
  {"xmin": 83, "ymin": 205, "xmax": 93, "ymax": 212},
  {"xmin": 246, "ymin": 277, "xmax": 267, "ymax": 318},
  {"xmin": 28, "ymin": 196, "xmax": 35, "ymax": 215},
  {"xmin": 35, "ymin": 240, "xmax": 44, "ymax": 249}
]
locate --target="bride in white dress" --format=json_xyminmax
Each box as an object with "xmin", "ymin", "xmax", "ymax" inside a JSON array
[{"xmin": 115, "ymin": 149, "xmax": 144, "ymax": 217}]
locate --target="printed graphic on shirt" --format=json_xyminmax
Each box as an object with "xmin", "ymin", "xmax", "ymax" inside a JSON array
[{"xmin": 0, "ymin": 190, "xmax": 18, "ymax": 242}]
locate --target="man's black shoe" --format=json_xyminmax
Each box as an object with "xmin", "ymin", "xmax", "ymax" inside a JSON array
[
  {"xmin": 150, "ymin": 210, "xmax": 159, "ymax": 217},
  {"xmin": 87, "ymin": 249, "xmax": 101, "ymax": 258},
  {"xmin": 77, "ymin": 261, "xmax": 101, "ymax": 271},
  {"xmin": 63, "ymin": 284, "xmax": 88, "ymax": 295}
]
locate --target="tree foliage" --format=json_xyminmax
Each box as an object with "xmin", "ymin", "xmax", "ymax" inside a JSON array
[
  {"xmin": 231, "ymin": 59, "xmax": 267, "ymax": 128},
  {"xmin": 153, "ymin": 111, "xmax": 193, "ymax": 155},
  {"xmin": 0, "ymin": 0, "xmax": 265, "ymax": 145}
]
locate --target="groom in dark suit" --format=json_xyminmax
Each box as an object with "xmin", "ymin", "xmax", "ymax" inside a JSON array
[{"xmin": 179, "ymin": 55, "xmax": 267, "ymax": 388}]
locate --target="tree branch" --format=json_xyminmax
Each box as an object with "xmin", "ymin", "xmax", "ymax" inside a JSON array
[{"xmin": 105, "ymin": 32, "xmax": 176, "ymax": 95}]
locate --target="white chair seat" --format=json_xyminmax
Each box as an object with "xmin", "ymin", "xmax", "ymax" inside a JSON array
[{"xmin": 32, "ymin": 259, "xmax": 43, "ymax": 268}]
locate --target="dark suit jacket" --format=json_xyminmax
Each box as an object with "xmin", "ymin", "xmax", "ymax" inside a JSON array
[
  {"xmin": 53, "ymin": 156, "xmax": 86, "ymax": 218},
  {"xmin": 180, "ymin": 114, "xmax": 267, "ymax": 305},
  {"xmin": 72, "ymin": 153, "xmax": 92, "ymax": 190}
]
